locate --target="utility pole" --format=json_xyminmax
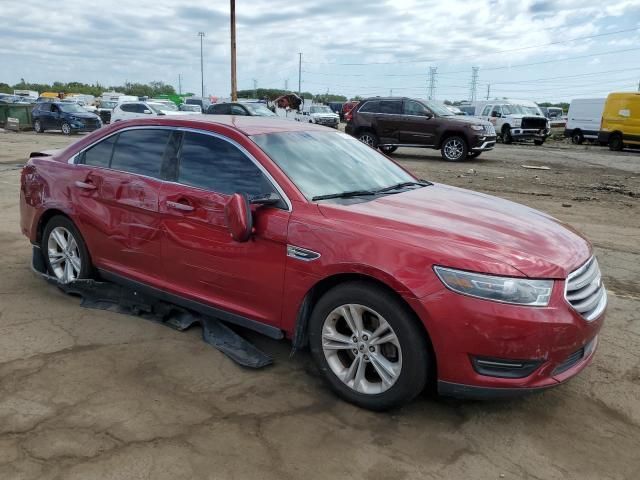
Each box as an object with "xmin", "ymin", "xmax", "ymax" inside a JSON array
[
  {"xmin": 470, "ymin": 66, "xmax": 479, "ymax": 102},
  {"xmin": 253, "ymin": 79, "xmax": 258, "ymax": 99},
  {"xmin": 198, "ymin": 32, "xmax": 205, "ymax": 98},
  {"xmin": 428, "ymin": 66, "xmax": 437, "ymax": 100},
  {"xmin": 486, "ymin": 83, "xmax": 490, "ymax": 100},
  {"xmin": 230, "ymin": 0, "xmax": 238, "ymax": 101},
  {"xmin": 178, "ymin": 74, "xmax": 182, "ymax": 95},
  {"xmin": 298, "ymin": 52, "xmax": 302, "ymax": 98}
]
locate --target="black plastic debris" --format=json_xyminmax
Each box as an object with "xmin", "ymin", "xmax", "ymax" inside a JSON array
[{"xmin": 32, "ymin": 249, "xmax": 272, "ymax": 369}]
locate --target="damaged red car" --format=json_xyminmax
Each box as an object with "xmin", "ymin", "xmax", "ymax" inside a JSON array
[{"xmin": 20, "ymin": 116, "xmax": 606, "ymax": 410}]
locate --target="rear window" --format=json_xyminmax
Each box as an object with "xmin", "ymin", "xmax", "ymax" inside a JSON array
[
  {"xmin": 379, "ymin": 101, "xmax": 402, "ymax": 114},
  {"xmin": 359, "ymin": 101, "xmax": 380, "ymax": 113},
  {"xmin": 110, "ymin": 129, "xmax": 172, "ymax": 178}
]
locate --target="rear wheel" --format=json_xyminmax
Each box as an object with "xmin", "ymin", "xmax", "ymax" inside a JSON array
[
  {"xmin": 571, "ymin": 130, "xmax": 584, "ymax": 144},
  {"xmin": 358, "ymin": 131, "xmax": 379, "ymax": 149},
  {"xmin": 61, "ymin": 122, "xmax": 72, "ymax": 135},
  {"xmin": 609, "ymin": 133, "xmax": 624, "ymax": 151},
  {"xmin": 42, "ymin": 216, "xmax": 92, "ymax": 283},
  {"xmin": 34, "ymin": 120, "xmax": 44, "ymax": 133},
  {"xmin": 379, "ymin": 145, "xmax": 398, "ymax": 155},
  {"xmin": 441, "ymin": 136, "xmax": 468, "ymax": 161},
  {"xmin": 309, "ymin": 282, "xmax": 430, "ymax": 410}
]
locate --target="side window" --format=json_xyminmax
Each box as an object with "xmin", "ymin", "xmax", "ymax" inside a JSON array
[
  {"xmin": 51, "ymin": 105, "xmax": 60, "ymax": 114},
  {"xmin": 120, "ymin": 103, "xmax": 135, "ymax": 113},
  {"xmin": 359, "ymin": 101, "xmax": 380, "ymax": 113},
  {"xmin": 404, "ymin": 100, "xmax": 426, "ymax": 115},
  {"xmin": 214, "ymin": 104, "xmax": 230, "ymax": 114},
  {"xmin": 379, "ymin": 101, "xmax": 402, "ymax": 114},
  {"xmin": 82, "ymin": 135, "xmax": 117, "ymax": 168},
  {"xmin": 136, "ymin": 104, "xmax": 148, "ymax": 113},
  {"xmin": 230, "ymin": 105, "xmax": 246, "ymax": 115},
  {"xmin": 491, "ymin": 105, "xmax": 502, "ymax": 117},
  {"xmin": 481, "ymin": 105, "xmax": 492, "ymax": 116},
  {"xmin": 178, "ymin": 132, "xmax": 274, "ymax": 198},
  {"xmin": 110, "ymin": 129, "xmax": 172, "ymax": 178}
]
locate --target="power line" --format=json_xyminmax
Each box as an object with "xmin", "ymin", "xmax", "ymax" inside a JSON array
[{"xmin": 302, "ymin": 28, "xmax": 639, "ymax": 66}]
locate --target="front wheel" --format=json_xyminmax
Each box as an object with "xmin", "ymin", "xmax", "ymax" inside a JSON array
[
  {"xmin": 534, "ymin": 139, "xmax": 545, "ymax": 146},
  {"xmin": 379, "ymin": 145, "xmax": 398, "ymax": 155},
  {"xmin": 42, "ymin": 216, "xmax": 92, "ymax": 284},
  {"xmin": 309, "ymin": 282, "xmax": 430, "ymax": 410},
  {"xmin": 502, "ymin": 126, "xmax": 513, "ymax": 144},
  {"xmin": 441, "ymin": 136, "xmax": 468, "ymax": 161},
  {"xmin": 61, "ymin": 122, "xmax": 72, "ymax": 135},
  {"xmin": 609, "ymin": 133, "xmax": 623, "ymax": 151}
]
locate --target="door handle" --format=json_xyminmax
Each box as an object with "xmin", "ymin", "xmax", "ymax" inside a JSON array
[
  {"xmin": 166, "ymin": 200, "xmax": 195, "ymax": 212},
  {"xmin": 75, "ymin": 180, "xmax": 96, "ymax": 190}
]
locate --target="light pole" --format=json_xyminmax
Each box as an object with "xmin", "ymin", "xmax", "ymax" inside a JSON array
[
  {"xmin": 230, "ymin": 0, "xmax": 237, "ymax": 101},
  {"xmin": 198, "ymin": 32, "xmax": 205, "ymax": 98}
]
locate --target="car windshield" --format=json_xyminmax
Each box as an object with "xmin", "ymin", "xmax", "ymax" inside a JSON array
[
  {"xmin": 101, "ymin": 101, "xmax": 117, "ymax": 108},
  {"xmin": 147, "ymin": 103, "xmax": 167, "ymax": 113},
  {"xmin": 421, "ymin": 100, "xmax": 453, "ymax": 116},
  {"xmin": 58, "ymin": 103, "xmax": 86, "ymax": 113},
  {"xmin": 251, "ymin": 131, "xmax": 417, "ymax": 200},
  {"xmin": 501, "ymin": 104, "xmax": 542, "ymax": 116},
  {"xmin": 155, "ymin": 102, "xmax": 177, "ymax": 111},
  {"xmin": 244, "ymin": 103, "xmax": 275, "ymax": 116},
  {"xmin": 180, "ymin": 104, "xmax": 201, "ymax": 112},
  {"xmin": 310, "ymin": 106, "xmax": 332, "ymax": 114}
]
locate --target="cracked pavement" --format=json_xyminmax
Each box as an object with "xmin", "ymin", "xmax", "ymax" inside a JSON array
[{"xmin": 1, "ymin": 132, "xmax": 639, "ymax": 479}]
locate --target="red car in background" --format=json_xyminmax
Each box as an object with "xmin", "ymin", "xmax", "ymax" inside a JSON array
[{"xmin": 20, "ymin": 116, "xmax": 606, "ymax": 410}]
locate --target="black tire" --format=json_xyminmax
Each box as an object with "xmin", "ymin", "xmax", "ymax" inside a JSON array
[
  {"xmin": 379, "ymin": 145, "xmax": 398, "ymax": 155},
  {"xmin": 34, "ymin": 119, "xmax": 44, "ymax": 133},
  {"xmin": 609, "ymin": 133, "xmax": 624, "ymax": 151},
  {"xmin": 42, "ymin": 215, "xmax": 92, "ymax": 283},
  {"xmin": 571, "ymin": 130, "xmax": 584, "ymax": 145},
  {"xmin": 357, "ymin": 130, "xmax": 379, "ymax": 149},
  {"xmin": 502, "ymin": 126, "xmax": 513, "ymax": 144},
  {"xmin": 441, "ymin": 136, "xmax": 468, "ymax": 162},
  {"xmin": 308, "ymin": 281, "xmax": 430, "ymax": 411},
  {"xmin": 61, "ymin": 122, "xmax": 72, "ymax": 135},
  {"xmin": 468, "ymin": 151, "xmax": 482, "ymax": 158},
  {"xmin": 534, "ymin": 139, "xmax": 545, "ymax": 146}
]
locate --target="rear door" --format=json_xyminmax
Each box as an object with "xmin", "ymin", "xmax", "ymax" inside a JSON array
[
  {"xmin": 159, "ymin": 130, "xmax": 290, "ymax": 327},
  {"xmin": 74, "ymin": 128, "xmax": 178, "ymax": 284},
  {"xmin": 375, "ymin": 100, "xmax": 403, "ymax": 144}
]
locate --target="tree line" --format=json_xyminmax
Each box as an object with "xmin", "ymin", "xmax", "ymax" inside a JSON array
[{"xmin": 0, "ymin": 80, "xmax": 178, "ymax": 98}]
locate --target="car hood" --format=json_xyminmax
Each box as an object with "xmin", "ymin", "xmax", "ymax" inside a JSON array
[
  {"xmin": 318, "ymin": 184, "xmax": 591, "ymax": 278},
  {"xmin": 68, "ymin": 112, "xmax": 98, "ymax": 119},
  {"xmin": 446, "ymin": 115, "xmax": 492, "ymax": 127}
]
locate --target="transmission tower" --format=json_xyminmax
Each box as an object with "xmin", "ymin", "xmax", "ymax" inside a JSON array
[
  {"xmin": 427, "ymin": 67, "xmax": 437, "ymax": 100},
  {"xmin": 470, "ymin": 67, "xmax": 479, "ymax": 101}
]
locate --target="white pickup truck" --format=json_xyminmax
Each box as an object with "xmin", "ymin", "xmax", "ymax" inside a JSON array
[
  {"xmin": 473, "ymin": 99, "xmax": 550, "ymax": 145},
  {"xmin": 295, "ymin": 104, "xmax": 339, "ymax": 128}
]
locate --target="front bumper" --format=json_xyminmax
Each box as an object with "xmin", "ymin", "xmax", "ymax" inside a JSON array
[
  {"xmin": 471, "ymin": 135, "xmax": 497, "ymax": 151},
  {"xmin": 509, "ymin": 128, "xmax": 550, "ymax": 140},
  {"xmin": 410, "ymin": 282, "xmax": 605, "ymax": 399},
  {"xmin": 70, "ymin": 121, "xmax": 102, "ymax": 132}
]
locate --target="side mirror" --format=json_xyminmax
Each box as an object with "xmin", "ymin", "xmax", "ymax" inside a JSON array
[
  {"xmin": 424, "ymin": 112, "xmax": 433, "ymax": 119},
  {"xmin": 224, "ymin": 193, "xmax": 253, "ymax": 242},
  {"xmin": 143, "ymin": 109, "xmax": 152, "ymax": 114}
]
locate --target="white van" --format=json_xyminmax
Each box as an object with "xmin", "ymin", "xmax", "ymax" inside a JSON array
[{"xmin": 564, "ymin": 98, "xmax": 606, "ymax": 144}]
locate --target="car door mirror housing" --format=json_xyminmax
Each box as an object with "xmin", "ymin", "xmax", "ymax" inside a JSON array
[
  {"xmin": 143, "ymin": 109, "xmax": 152, "ymax": 114},
  {"xmin": 424, "ymin": 112, "xmax": 433, "ymax": 119},
  {"xmin": 224, "ymin": 193, "xmax": 253, "ymax": 242}
]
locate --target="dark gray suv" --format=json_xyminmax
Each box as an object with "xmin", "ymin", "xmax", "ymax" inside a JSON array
[{"xmin": 345, "ymin": 97, "xmax": 496, "ymax": 161}]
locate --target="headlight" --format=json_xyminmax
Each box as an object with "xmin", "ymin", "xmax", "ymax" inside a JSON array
[
  {"xmin": 513, "ymin": 119, "xmax": 522, "ymax": 127},
  {"xmin": 469, "ymin": 125, "xmax": 484, "ymax": 131},
  {"xmin": 433, "ymin": 266, "xmax": 553, "ymax": 306}
]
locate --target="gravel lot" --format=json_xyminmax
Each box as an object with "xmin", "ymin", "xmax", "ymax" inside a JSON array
[{"xmin": 1, "ymin": 130, "xmax": 639, "ymax": 480}]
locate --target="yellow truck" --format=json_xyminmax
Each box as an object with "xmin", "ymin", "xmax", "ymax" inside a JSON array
[{"xmin": 598, "ymin": 92, "xmax": 640, "ymax": 151}]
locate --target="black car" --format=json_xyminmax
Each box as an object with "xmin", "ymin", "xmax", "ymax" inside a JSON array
[
  {"xmin": 206, "ymin": 102, "xmax": 276, "ymax": 116},
  {"xmin": 345, "ymin": 97, "xmax": 496, "ymax": 161},
  {"xmin": 32, "ymin": 102, "xmax": 102, "ymax": 135}
]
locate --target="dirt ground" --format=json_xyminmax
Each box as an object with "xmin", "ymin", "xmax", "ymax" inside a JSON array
[{"xmin": 0, "ymin": 130, "xmax": 639, "ymax": 480}]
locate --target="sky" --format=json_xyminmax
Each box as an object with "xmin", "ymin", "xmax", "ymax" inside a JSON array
[{"xmin": 1, "ymin": 0, "xmax": 639, "ymax": 103}]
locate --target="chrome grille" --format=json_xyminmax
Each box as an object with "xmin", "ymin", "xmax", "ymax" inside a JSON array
[
  {"xmin": 484, "ymin": 124, "xmax": 496, "ymax": 135},
  {"xmin": 565, "ymin": 257, "xmax": 606, "ymax": 321}
]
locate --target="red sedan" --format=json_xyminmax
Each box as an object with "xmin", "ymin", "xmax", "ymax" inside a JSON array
[{"xmin": 20, "ymin": 115, "xmax": 606, "ymax": 410}]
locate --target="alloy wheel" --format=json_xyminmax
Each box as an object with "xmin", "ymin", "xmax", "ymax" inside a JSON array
[
  {"xmin": 358, "ymin": 134, "xmax": 375, "ymax": 147},
  {"xmin": 34, "ymin": 120, "xmax": 41, "ymax": 133},
  {"xmin": 47, "ymin": 226, "xmax": 81, "ymax": 283},
  {"xmin": 444, "ymin": 138, "xmax": 464, "ymax": 160},
  {"xmin": 321, "ymin": 303, "xmax": 402, "ymax": 394},
  {"xmin": 61, "ymin": 123, "xmax": 71, "ymax": 135}
]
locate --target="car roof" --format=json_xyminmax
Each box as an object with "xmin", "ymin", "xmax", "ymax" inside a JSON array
[{"xmin": 119, "ymin": 114, "xmax": 330, "ymax": 136}]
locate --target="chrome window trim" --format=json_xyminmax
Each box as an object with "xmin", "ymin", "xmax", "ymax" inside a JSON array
[{"xmin": 69, "ymin": 125, "xmax": 293, "ymax": 212}]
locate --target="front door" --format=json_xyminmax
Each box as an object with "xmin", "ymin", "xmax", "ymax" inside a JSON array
[
  {"xmin": 399, "ymin": 99, "xmax": 436, "ymax": 145},
  {"xmin": 72, "ymin": 128, "xmax": 177, "ymax": 284},
  {"xmin": 375, "ymin": 100, "xmax": 403, "ymax": 144},
  {"xmin": 159, "ymin": 130, "xmax": 290, "ymax": 328}
]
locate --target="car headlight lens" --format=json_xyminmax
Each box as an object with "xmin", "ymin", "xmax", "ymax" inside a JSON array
[
  {"xmin": 513, "ymin": 119, "xmax": 521, "ymax": 127},
  {"xmin": 469, "ymin": 125, "xmax": 484, "ymax": 131},
  {"xmin": 433, "ymin": 266, "xmax": 553, "ymax": 306}
]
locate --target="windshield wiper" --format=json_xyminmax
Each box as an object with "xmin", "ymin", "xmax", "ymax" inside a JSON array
[
  {"xmin": 374, "ymin": 180, "xmax": 432, "ymax": 193},
  {"xmin": 312, "ymin": 190, "xmax": 376, "ymax": 201}
]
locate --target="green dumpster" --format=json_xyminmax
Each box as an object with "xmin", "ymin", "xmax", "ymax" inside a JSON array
[{"xmin": 0, "ymin": 104, "xmax": 34, "ymax": 130}]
